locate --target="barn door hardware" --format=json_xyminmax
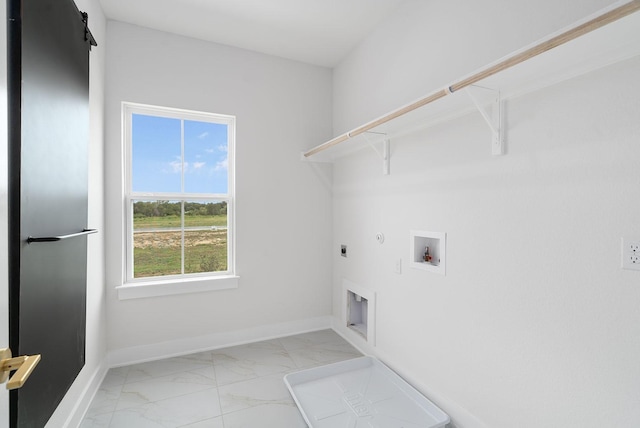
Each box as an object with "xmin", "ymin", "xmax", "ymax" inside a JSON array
[{"xmin": 81, "ymin": 12, "xmax": 97, "ymax": 49}]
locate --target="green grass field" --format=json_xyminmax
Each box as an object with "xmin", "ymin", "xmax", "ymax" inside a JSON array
[{"xmin": 133, "ymin": 228, "xmax": 228, "ymax": 277}]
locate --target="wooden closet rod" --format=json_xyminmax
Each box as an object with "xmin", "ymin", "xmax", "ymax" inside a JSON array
[{"xmin": 304, "ymin": 0, "xmax": 640, "ymax": 158}]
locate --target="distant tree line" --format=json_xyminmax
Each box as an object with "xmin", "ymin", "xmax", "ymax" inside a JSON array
[{"xmin": 133, "ymin": 201, "xmax": 227, "ymax": 218}]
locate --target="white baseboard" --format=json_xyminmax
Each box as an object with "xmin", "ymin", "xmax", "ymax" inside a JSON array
[
  {"xmin": 331, "ymin": 316, "xmax": 487, "ymax": 428},
  {"xmin": 45, "ymin": 357, "xmax": 110, "ymax": 428},
  {"xmin": 108, "ymin": 315, "xmax": 333, "ymax": 367}
]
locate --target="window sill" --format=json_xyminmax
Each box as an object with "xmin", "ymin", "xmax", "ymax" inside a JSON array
[{"xmin": 116, "ymin": 275, "xmax": 239, "ymax": 300}]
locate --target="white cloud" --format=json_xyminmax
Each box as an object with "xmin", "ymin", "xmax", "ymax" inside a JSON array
[
  {"xmin": 198, "ymin": 131, "xmax": 209, "ymax": 139},
  {"xmin": 214, "ymin": 156, "xmax": 228, "ymax": 171},
  {"xmin": 169, "ymin": 159, "xmax": 182, "ymax": 173},
  {"xmin": 204, "ymin": 145, "xmax": 227, "ymax": 154},
  {"xmin": 166, "ymin": 158, "xmax": 207, "ymax": 174}
]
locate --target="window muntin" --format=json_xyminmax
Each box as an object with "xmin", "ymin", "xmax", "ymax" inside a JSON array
[{"xmin": 124, "ymin": 103, "xmax": 235, "ymax": 283}]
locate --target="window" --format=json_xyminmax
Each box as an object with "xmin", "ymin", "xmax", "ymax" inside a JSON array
[{"xmin": 122, "ymin": 103, "xmax": 236, "ymax": 294}]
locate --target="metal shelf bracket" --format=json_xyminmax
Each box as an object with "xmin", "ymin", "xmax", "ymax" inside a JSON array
[{"xmin": 465, "ymin": 85, "xmax": 504, "ymax": 156}]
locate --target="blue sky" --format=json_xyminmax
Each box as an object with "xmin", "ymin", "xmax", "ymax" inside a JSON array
[{"xmin": 132, "ymin": 114, "xmax": 229, "ymax": 194}]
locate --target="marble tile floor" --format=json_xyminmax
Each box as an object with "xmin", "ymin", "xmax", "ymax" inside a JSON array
[{"xmin": 80, "ymin": 329, "xmax": 362, "ymax": 427}]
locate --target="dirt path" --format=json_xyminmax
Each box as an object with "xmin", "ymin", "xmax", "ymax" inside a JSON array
[{"xmin": 133, "ymin": 230, "xmax": 227, "ymax": 249}]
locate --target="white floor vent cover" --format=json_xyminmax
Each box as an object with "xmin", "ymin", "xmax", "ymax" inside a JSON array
[{"xmin": 284, "ymin": 356, "xmax": 450, "ymax": 428}]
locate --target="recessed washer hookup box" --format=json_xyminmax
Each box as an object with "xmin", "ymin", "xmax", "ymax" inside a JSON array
[{"xmin": 284, "ymin": 356, "xmax": 450, "ymax": 428}]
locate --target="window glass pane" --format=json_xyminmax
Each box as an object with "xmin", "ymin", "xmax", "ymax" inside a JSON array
[
  {"xmin": 126, "ymin": 104, "xmax": 235, "ymax": 284},
  {"xmin": 184, "ymin": 200, "xmax": 228, "ymax": 274},
  {"xmin": 132, "ymin": 114, "xmax": 181, "ymax": 193},
  {"xmin": 184, "ymin": 120, "xmax": 228, "ymax": 194},
  {"xmin": 133, "ymin": 200, "xmax": 182, "ymax": 278}
]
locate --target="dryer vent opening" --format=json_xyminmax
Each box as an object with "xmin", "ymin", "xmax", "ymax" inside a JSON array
[
  {"xmin": 347, "ymin": 290, "xmax": 368, "ymax": 340},
  {"xmin": 343, "ymin": 279, "xmax": 376, "ymax": 346}
]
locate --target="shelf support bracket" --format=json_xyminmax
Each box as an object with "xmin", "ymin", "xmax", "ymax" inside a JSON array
[
  {"xmin": 465, "ymin": 86, "xmax": 504, "ymax": 156},
  {"xmin": 363, "ymin": 132, "xmax": 390, "ymax": 175},
  {"xmin": 382, "ymin": 139, "xmax": 390, "ymax": 175}
]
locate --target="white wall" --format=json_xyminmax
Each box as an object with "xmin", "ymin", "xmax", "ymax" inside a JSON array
[
  {"xmin": 104, "ymin": 22, "xmax": 333, "ymax": 356},
  {"xmin": 333, "ymin": 0, "xmax": 618, "ymax": 134},
  {"xmin": 46, "ymin": 0, "xmax": 109, "ymax": 426},
  {"xmin": 331, "ymin": 1, "xmax": 640, "ymax": 427}
]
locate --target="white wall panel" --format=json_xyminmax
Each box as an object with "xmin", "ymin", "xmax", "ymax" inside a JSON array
[
  {"xmin": 104, "ymin": 22, "xmax": 334, "ymax": 352},
  {"xmin": 333, "ymin": 0, "xmax": 617, "ymax": 135},
  {"xmin": 331, "ymin": 1, "xmax": 640, "ymax": 426}
]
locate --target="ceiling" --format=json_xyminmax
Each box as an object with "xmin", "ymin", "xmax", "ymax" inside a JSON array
[{"xmin": 98, "ymin": 0, "xmax": 406, "ymax": 67}]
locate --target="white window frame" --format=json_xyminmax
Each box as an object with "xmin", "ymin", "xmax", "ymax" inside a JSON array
[{"xmin": 117, "ymin": 102, "xmax": 238, "ymax": 299}]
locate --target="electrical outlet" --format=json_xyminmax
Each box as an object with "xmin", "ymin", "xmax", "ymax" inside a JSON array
[
  {"xmin": 340, "ymin": 245, "xmax": 347, "ymax": 258},
  {"xmin": 622, "ymin": 238, "xmax": 640, "ymax": 271}
]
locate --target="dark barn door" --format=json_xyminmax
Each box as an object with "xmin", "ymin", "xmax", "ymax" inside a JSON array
[{"xmin": 7, "ymin": 0, "xmax": 95, "ymax": 426}]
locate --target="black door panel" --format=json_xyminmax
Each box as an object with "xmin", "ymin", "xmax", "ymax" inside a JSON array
[{"xmin": 7, "ymin": 0, "xmax": 93, "ymax": 425}]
